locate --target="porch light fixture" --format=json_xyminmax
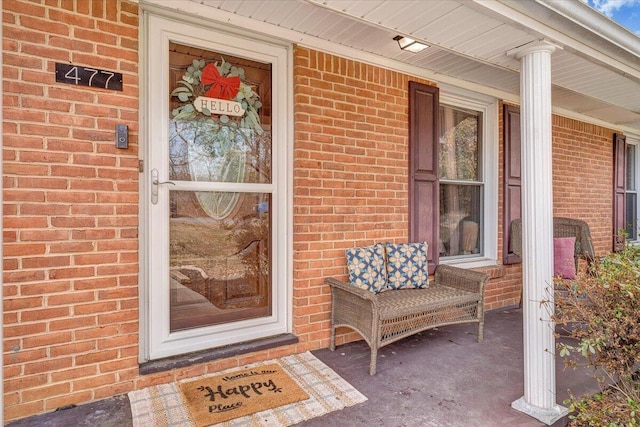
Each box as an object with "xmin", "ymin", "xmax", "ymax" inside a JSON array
[{"xmin": 394, "ymin": 35, "xmax": 429, "ymax": 53}]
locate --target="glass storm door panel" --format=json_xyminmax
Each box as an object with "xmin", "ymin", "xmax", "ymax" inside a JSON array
[
  {"xmin": 167, "ymin": 44, "xmax": 273, "ymax": 333},
  {"xmin": 146, "ymin": 15, "xmax": 289, "ymax": 360}
]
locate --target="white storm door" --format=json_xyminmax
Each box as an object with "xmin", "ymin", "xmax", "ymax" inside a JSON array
[{"xmin": 145, "ymin": 14, "xmax": 290, "ymax": 360}]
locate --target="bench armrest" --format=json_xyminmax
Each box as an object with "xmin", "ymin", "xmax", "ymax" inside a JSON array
[
  {"xmin": 325, "ymin": 277, "xmax": 378, "ymax": 302},
  {"xmin": 434, "ymin": 264, "xmax": 489, "ymax": 295}
]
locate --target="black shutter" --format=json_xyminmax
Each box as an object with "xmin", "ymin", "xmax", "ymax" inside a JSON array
[
  {"xmin": 503, "ymin": 105, "xmax": 522, "ymax": 264},
  {"xmin": 409, "ymin": 82, "xmax": 439, "ymax": 274},
  {"xmin": 613, "ymin": 132, "xmax": 627, "ymax": 251}
]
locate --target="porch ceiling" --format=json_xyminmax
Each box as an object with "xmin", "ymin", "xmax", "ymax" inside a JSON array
[{"xmin": 192, "ymin": 0, "xmax": 640, "ymax": 132}]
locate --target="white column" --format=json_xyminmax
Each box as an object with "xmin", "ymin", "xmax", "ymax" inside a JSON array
[{"xmin": 508, "ymin": 41, "xmax": 568, "ymax": 425}]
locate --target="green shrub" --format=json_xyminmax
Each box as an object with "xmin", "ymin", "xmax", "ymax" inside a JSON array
[{"xmin": 554, "ymin": 242, "xmax": 640, "ymax": 426}]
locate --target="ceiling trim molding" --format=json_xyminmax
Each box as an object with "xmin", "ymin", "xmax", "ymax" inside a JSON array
[
  {"xmin": 537, "ymin": 0, "xmax": 640, "ymax": 61},
  {"xmin": 303, "ymin": 0, "xmax": 522, "ymax": 75},
  {"xmin": 140, "ymin": 0, "xmax": 519, "ymax": 101},
  {"xmin": 551, "ymin": 106, "xmax": 638, "ymax": 135},
  {"xmin": 470, "ymin": 0, "xmax": 640, "ymax": 82},
  {"xmin": 139, "ymin": 0, "xmax": 639, "ymax": 134},
  {"xmin": 506, "ymin": 39, "xmax": 561, "ymax": 59}
]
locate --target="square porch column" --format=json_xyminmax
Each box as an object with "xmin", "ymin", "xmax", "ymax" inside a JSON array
[{"xmin": 507, "ymin": 41, "xmax": 568, "ymax": 425}]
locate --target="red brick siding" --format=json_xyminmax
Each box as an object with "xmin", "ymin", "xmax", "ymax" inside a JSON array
[
  {"xmin": 488, "ymin": 103, "xmax": 616, "ymax": 311},
  {"xmin": 2, "ymin": 5, "xmax": 620, "ymax": 421},
  {"xmin": 292, "ymin": 49, "xmax": 617, "ymax": 320},
  {"xmin": 292, "ymin": 46, "xmax": 436, "ymax": 346},
  {"xmin": 2, "ymin": 0, "xmax": 139, "ymax": 421},
  {"xmin": 552, "ymin": 116, "xmax": 614, "ymax": 256}
]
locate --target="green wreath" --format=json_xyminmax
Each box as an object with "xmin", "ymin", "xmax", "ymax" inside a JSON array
[{"xmin": 170, "ymin": 58, "xmax": 263, "ymax": 135}]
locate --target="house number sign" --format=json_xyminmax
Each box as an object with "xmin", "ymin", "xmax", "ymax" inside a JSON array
[{"xmin": 55, "ymin": 63, "xmax": 123, "ymax": 91}]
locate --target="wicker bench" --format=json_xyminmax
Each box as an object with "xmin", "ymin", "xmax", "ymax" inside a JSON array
[{"xmin": 326, "ymin": 264, "xmax": 489, "ymax": 375}]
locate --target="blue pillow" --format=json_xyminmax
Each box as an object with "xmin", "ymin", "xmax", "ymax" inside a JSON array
[
  {"xmin": 345, "ymin": 244, "xmax": 388, "ymax": 293},
  {"xmin": 385, "ymin": 242, "xmax": 429, "ymax": 290}
]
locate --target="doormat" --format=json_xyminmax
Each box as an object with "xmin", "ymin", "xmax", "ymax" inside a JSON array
[
  {"xmin": 128, "ymin": 352, "xmax": 367, "ymax": 427},
  {"xmin": 179, "ymin": 363, "xmax": 309, "ymax": 426}
]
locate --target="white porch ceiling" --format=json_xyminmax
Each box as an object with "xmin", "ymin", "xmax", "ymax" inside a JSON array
[{"xmin": 192, "ymin": 0, "xmax": 640, "ymax": 132}]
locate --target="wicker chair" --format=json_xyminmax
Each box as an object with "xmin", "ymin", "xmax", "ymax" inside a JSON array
[
  {"xmin": 510, "ymin": 217, "xmax": 596, "ymax": 307},
  {"xmin": 510, "ymin": 217, "xmax": 596, "ymax": 270}
]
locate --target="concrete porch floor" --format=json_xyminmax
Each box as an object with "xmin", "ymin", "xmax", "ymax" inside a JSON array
[{"xmin": 7, "ymin": 307, "xmax": 598, "ymax": 427}]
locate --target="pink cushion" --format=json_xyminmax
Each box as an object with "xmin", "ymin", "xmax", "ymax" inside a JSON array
[{"xmin": 554, "ymin": 237, "xmax": 576, "ymax": 279}]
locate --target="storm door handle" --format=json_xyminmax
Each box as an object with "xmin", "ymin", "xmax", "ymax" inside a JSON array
[{"xmin": 151, "ymin": 168, "xmax": 175, "ymax": 205}]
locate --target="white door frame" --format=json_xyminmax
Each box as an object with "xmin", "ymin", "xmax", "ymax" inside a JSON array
[{"xmin": 139, "ymin": 12, "xmax": 293, "ymax": 361}]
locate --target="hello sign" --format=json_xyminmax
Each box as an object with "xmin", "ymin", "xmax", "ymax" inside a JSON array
[{"xmin": 193, "ymin": 96, "xmax": 245, "ymax": 117}]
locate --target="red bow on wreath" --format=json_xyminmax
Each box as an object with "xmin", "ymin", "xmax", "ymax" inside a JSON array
[{"xmin": 201, "ymin": 63, "xmax": 241, "ymax": 101}]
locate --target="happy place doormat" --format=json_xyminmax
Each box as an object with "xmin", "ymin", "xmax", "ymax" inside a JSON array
[
  {"xmin": 128, "ymin": 351, "xmax": 367, "ymax": 427},
  {"xmin": 179, "ymin": 363, "xmax": 309, "ymax": 426}
]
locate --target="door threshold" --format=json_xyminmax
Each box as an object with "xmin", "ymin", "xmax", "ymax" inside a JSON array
[{"xmin": 139, "ymin": 333, "xmax": 299, "ymax": 375}]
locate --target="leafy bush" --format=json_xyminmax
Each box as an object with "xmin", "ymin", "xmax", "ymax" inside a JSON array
[{"xmin": 554, "ymin": 242, "xmax": 640, "ymax": 426}]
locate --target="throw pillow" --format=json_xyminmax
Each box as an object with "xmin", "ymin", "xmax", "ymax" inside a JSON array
[
  {"xmin": 385, "ymin": 242, "xmax": 429, "ymax": 290},
  {"xmin": 554, "ymin": 237, "xmax": 577, "ymax": 279},
  {"xmin": 345, "ymin": 244, "xmax": 388, "ymax": 293}
]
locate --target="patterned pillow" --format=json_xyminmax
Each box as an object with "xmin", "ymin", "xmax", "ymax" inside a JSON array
[
  {"xmin": 345, "ymin": 244, "xmax": 388, "ymax": 293},
  {"xmin": 385, "ymin": 242, "xmax": 429, "ymax": 290}
]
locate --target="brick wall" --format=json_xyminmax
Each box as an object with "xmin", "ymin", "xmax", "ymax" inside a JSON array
[
  {"xmin": 487, "ymin": 105, "xmax": 616, "ymax": 311},
  {"xmin": 292, "ymin": 48, "xmax": 617, "ymax": 319},
  {"xmin": 292, "ymin": 50, "xmax": 522, "ymax": 316},
  {"xmin": 2, "ymin": 4, "xmax": 619, "ymax": 421},
  {"xmin": 2, "ymin": 0, "xmax": 140, "ymax": 421},
  {"xmin": 552, "ymin": 116, "xmax": 614, "ymax": 255},
  {"xmin": 292, "ymin": 46, "xmax": 436, "ymax": 345}
]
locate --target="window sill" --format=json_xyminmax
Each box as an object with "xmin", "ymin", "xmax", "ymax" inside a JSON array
[
  {"xmin": 139, "ymin": 333, "xmax": 298, "ymax": 375},
  {"xmin": 440, "ymin": 257, "xmax": 505, "ymax": 279},
  {"xmin": 440, "ymin": 257, "xmax": 497, "ymax": 269}
]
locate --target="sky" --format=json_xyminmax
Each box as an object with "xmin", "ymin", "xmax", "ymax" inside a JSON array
[{"xmin": 583, "ymin": 0, "xmax": 640, "ymax": 35}]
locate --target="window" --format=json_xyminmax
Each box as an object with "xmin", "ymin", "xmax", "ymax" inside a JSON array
[
  {"xmin": 409, "ymin": 82, "xmax": 497, "ymax": 270},
  {"xmin": 439, "ymin": 88, "xmax": 497, "ymax": 267},
  {"xmin": 626, "ymin": 138, "xmax": 639, "ymax": 242},
  {"xmin": 439, "ymin": 105, "xmax": 483, "ymax": 258}
]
